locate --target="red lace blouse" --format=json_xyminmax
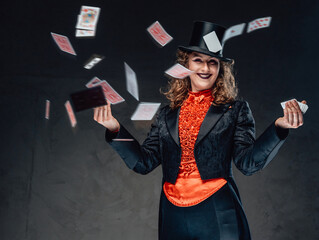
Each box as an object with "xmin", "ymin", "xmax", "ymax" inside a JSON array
[{"xmin": 163, "ymin": 89, "xmax": 227, "ymax": 207}]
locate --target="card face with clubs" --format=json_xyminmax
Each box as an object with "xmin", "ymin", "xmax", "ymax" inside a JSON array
[
  {"xmin": 76, "ymin": 6, "xmax": 100, "ymax": 31},
  {"xmin": 92, "ymin": 80, "xmax": 125, "ymax": 104},
  {"xmin": 147, "ymin": 21, "xmax": 173, "ymax": 47},
  {"xmin": 131, "ymin": 102, "xmax": 161, "ymax": 120},
  {"xmin": 65, "ymin": 100, "xmax": 77, "ymax": 127},
  {"xmin": 280, "ymin": 99, "xmax": 308, "ymax": 114},
  {"xmin": 124, "ymin": 62, "xmax": 139, "ymax": 101},
  {"xmin": 165, "ymin": 63, "xmax": 193, "ymax": 79},
  {"xmin": 51, "ymin": 32, "xmax": 76, "ymax": 55},
  {"xmin": 70, "ymin": 86, "xmax": 107, "ymax": 112},
  {"xmin": 247, "ymin": 17, "xmax": 272, "ymax": 33}
]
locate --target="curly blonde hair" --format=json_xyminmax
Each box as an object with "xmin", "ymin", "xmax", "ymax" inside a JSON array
[{"xmin": 162, "ymin": 50, "xmax": 238, "ymax": 109}]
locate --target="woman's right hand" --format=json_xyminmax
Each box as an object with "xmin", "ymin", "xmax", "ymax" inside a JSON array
[{"xmin": 93, "ymin": 101, "xmax": 120, "ymax": 132}]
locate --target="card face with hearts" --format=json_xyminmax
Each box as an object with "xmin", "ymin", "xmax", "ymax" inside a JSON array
[
  {"xmin": 147, "ymin": 21, "xmax": 173, "ymax": 47},
  {"xmin": 247, "ymin": 17, "xmax": 272, "ymax": 33},
  {"xmin": 222, "ymin": 23, "xmax": 246, "ymax": 44},
  {"xmin": 51, "ymin": 32, "xmax": 76, "ymax": 55}
]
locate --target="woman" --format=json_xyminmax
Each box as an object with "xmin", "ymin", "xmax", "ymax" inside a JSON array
[{"xmin": 94, "ymin": 21, "xmax": 306, "ymax": 240}]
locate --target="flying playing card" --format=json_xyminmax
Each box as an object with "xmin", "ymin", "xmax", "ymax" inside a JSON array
[
  {"xmin": 76, "ymin": 6, "xmax": 101, "ymax": 31},
  {"xmin": 93, "ymin": 80, "xmax": 125, "ymax": 104},
  {"xmin": 222, "ymin": 23, "xmax": 246, "ymax": 44},
  {"xmin": 86, "ymin": 76, "xmax": 102, "ymax": 88},
  {"xmin": 65, "ymin": 100, "xmax": 77, "ymax": 127},
  {"xmin": 280, "ymin": 99, "xmax": 308, "ymax": 114},
  {"xmin": 165, "ymin": 63, "xmax": 193, "ymax": 79},
  {"xmin": 203, "ymin": 31, "xmax": 222, "ymax": 53},
  {"xmin": 124, "ymin": 62, "xmax": 139, "ymax": 101},
  {"xmin": 51, "ymin": 32, "xmax": 76, "ymax": 55},
  {"xmin": 84, "ymin": 54, "xmax": 104, "ymax": 69},
  {"xmin": 131, "ymin": 103, "xmax": 161, "ymax": 121},
  {"xmin": 45, "ymin": 100, "xmax": 50, "ymax": 120},
  {"xmin": 247, "ymin": 17, "xmax": 272, "ymax": 33},
  {"xmin": 147, "ymin": 21, "xmax": 173, "ymax": 47},
  {"xmin": 70, "ymin": 86, "xmax": 106, "ymax": 112},
  {"xmin": 76, "ymin": 29, "xmax": 96, "ymax": 38}
]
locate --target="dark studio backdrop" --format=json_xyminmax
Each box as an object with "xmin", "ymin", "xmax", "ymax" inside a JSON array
[{"xmin": 1, "ymin": 0, "xmax": 318, "ymax": 239}]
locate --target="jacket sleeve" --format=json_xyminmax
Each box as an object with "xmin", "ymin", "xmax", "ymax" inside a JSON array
[
  {"xmin": 104, "ymin": 108, "xmax": 163, "ymax": 175},
  {"xmin": 232, "ymin": 101, "xmax": 289, "ymax": 175}
]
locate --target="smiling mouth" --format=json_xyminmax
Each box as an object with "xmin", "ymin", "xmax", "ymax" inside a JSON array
[{"xmin": 197, "ymin": 73, "xmax": 212, "ymax": 79}]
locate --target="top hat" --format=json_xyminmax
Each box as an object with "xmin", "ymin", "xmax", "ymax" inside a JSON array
[{"xmin": 178, "ymin": 21, "xmax": 231, "ymax": 62}]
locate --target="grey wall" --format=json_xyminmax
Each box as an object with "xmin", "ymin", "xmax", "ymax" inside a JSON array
[{"xmin": 1, "ymin": 0, "xmax": 319, "ymax": 239}]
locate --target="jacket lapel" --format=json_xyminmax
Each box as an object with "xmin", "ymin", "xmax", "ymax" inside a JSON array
[
  {"xmin": 195, "ymin": 103, "xmax": 231, "ymax": 146},
  {"xmin": 166, "ymin": 107, "xmax": 180, "ymax": 147}
]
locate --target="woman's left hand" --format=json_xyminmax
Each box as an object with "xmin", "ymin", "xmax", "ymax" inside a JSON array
[{"xmin": 275, "ymin": 99, "xmax": 307, "ymax": 129}]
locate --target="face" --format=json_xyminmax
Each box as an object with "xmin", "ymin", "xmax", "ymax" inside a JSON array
[{"xmin": 187, "ymin": 52, "xmax": 220, "ymax": 92}]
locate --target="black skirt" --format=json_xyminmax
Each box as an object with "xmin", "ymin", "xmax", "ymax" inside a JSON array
[{"xmin": 158, "ymin": 181, "xmax": 251, "ymax": 240}]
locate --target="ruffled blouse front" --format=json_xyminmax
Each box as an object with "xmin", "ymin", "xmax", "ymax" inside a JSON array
[{"xmin": 163, "ymin": 89, "xmax": 227, "ymax": 207}]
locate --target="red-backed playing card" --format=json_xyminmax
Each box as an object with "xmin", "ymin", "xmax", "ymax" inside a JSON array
[
  {"xmin": 92, "ymin": 80, "xmax": 125, "ymax": 104},
  {"xmin": 51, "ymin": 32, "xmax": 77, "ymax": 55},
  {"xmin": 147, "ymin": 21, "xmax": 173, "ymax": 47}
]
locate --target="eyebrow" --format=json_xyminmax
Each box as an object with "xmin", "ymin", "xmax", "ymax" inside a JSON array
[{"xmin": 191, "ymin": 53, "xmax": 218, "ymax": 61}]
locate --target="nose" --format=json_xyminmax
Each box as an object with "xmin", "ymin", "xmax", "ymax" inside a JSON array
[{"xmin": 200, "ymin": 62, "xmax": 209, "ymax": 73}]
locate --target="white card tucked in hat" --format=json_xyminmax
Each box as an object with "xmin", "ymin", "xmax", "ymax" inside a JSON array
[{"xmin": 203, "ymin": 31, "xmax": 222, "ymax": 53}]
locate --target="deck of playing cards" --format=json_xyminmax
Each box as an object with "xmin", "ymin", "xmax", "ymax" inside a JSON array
[
  {"xmin": 165, "ymin": 63, "xmax": 193, "ymax": 79},
  {"xmin": 131, "ymin": 103, "xmax": 161, "ymax": 121},
  {"xmin": 281, "ymin": 99, "xmax": 308, "ymax": 114},
  {"xmin": 51, "ymin": 32, "xmax": 76, "ymax": 55},
  {"xmin": 75, "ymin": 6, "xmax": 100, "ymax": 38},
  {"xmin": 70, "ymin": 86, "xmax": 106, "ymax": 112},
  {"xmin": 147, "ymin": 21, "xmax": 173, "ymax": 47}
]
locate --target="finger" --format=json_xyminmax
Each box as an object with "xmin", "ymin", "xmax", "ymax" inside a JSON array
[
  {"xmin": 298, "ymin": 111, "xmax": 304, "ymax": 127},
  {"xmin": 106, "ymin": 100, "xmax": 112, "ymax": 118},
  {"xmin": 97, "ymin": 106, "xmax": 104, "ymax": 123},
  {"xmin": 291, "ymin": 100, "xmax": 301, "ymax": 127},
  {"xmin": 301, "ymin": 100, "xmax": 307, "ymax": 104},
  {"xmin": 94, "ymin": 107, "xmax": 102, "ymax": 121},
  {"xmin": 286, "ymin": 102, "xmax": 294, "ymax": 126}
]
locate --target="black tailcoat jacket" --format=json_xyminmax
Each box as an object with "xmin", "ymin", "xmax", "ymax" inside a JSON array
[{"xmin": 105, "ymin": 100, "xmax": 289, "ymax": 239}]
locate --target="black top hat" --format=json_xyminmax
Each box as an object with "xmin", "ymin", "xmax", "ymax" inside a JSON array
[{"xmin": 178, "ymin": 21, "xmax": 231, "ymax": 62}]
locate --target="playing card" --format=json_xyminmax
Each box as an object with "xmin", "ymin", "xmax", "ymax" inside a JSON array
[
  {"xmin": 76, "ymin": 6, "xmax": 101, "ymax": 31},
  {"xmin": 124, "ymin": 62, "xmax": 139, "ymax": 101},
  {"xmin": 222, "ymin": 23, "xmax": 246, "ymax": 44},
  {"xmin": 131, "ymin": 102, "xmax": 161, "ymax": 121},
  {"xmin": 247, "ymin": 17, "xmax": 272, "ymax": 33},
  {"xmin": 165, "ymin": 63, "xmax": 193, "ymax": 79},
  {"xmin": 75, "ymin": 29, "xmax": 96, "ymax": 38},
  {"xmin": 45, "ymin": 100, "xmax": 50, "ymax": 120},
  {"xmin": 70, "ymin": 86, "xmax": 106, "ymax": 112},
  {"xmin": 280, "ymin": 99, "xmax": 308, "ymax": 114},
  {"xmin": 93, "ymin": 80, "xmax": 125, "ymax": 104},
  {"xmin": 203, "ymin": 31, "xmax": 222, "ymax": 53},
  {"xmin": 84, "ymin": 54, "xmax": 104, "ymax": 69},
  {"xmin": 51, "ymin": 32, "xmax": 76, "ymax": 55},
  {"xmin": 86, "ymin": 76, "xmax": 102, "ymax": 88},
  {"xmin": 147, "ymin": 21, "xmax": 173, "ymax": 47},
  {"xmin": 65, "ymin": 100, "xmax": 77, "ymax": 127}
]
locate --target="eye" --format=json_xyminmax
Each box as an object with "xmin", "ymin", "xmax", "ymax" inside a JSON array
[
  {"xmin": 193, "ymin": 58, "xmax": 202, "ymax": 63},
  {"xmin": 209, "ymin": 59, "xmax": 218, "ymax": 65}
]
